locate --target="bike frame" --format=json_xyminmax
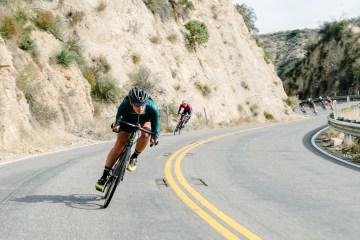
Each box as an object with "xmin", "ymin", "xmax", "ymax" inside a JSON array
[
  {"xmin": 174, "ymin": 114, "xmax": 189, "ymax": 135},
  {"xmin": 103, "ymin": 118, "xmax": 155, "ymax": 208}
]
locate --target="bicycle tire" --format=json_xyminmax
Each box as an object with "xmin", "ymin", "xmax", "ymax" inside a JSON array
[
  {"xmin": 174, "ymin": 122, "xmax": 181, "ymax": 135},
  {"xmin": 174, "ymin": 126, "xmax": 178, "ymax": 135},
  {"xmin": 103, "ymin": 149, "xmax": 131, "ymax": 208}
]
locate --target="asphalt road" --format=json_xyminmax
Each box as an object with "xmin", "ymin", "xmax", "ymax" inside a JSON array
[{"xmin": 1, "ymin": 115, "xmax": 359, "ymax": 240}]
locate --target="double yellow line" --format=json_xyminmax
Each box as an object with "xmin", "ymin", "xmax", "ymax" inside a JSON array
[{"xmin": 164, "ymin": 126, "xmax": 267, "ymax": 240}]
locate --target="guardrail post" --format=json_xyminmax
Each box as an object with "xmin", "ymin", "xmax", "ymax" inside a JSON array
[
  {"xmin": 333, "ymin": 100, "xmax": 337, "ymax": 120},
  {"xmin": 347, "ymin": 96, "xmax": 350, "ymax": 106},
  {"xmin": 203, "ymin": 107, "xmax": 208, "ymax": 125}
]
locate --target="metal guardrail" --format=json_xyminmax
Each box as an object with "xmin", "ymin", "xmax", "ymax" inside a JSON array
[
  {"xmin": 328, "ymin": 115, "xmax": 360, "ymax": 137},
  {"xmin": 326, "ymin": 98, "xmax": 360, "ymax": 137},
  {"xmin": 301, "ymin": 95, "xmax": 360, "ymax": 104}
]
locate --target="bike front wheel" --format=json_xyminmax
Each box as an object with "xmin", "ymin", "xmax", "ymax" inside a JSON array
[{"xmin": 103, "ymin": 149, "xmax": 130, "ymax": 208}]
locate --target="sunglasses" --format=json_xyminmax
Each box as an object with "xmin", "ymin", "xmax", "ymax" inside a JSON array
[{"xmin": 133, "ymin": 101, "xmax": 146, "ymax": 107}]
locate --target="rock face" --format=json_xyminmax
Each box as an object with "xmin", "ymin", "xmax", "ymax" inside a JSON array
[
  {"xmin": 282, "ymin": 22, "xmax": 360, "ymax": 99},
  {"xmin": 260, "ymin": 20, "xmax": 360, "ymax": 100},
  {"xmin": 0, "ymin": 0, "xmax": 296, "ymax": 154},
  {"xmin": 258, "ymin": 29, "xmax": 319, "ymax": 81}
]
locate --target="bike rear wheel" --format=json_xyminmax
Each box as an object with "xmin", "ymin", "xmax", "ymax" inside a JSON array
[
  {"xmin": 103, "ymin": 149, "xmax": 131, "ymax": 208},
  {"xmin": 174, "ymin": 122, "xmax": 181, "ymax": 135}
]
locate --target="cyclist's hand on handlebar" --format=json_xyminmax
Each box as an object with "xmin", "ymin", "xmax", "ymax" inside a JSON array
[
  {"xmin": 150, "ymin": 132, "xmax": 159, "ymax": 147},
  {"xmin": 111, "ymin": 122, "xmax": 120, "ymax": 133}
]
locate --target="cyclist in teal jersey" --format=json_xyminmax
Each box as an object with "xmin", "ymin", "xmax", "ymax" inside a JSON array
[{"xmin": 95, "ymin": 87, "xmax": 160, "ymax": 191}]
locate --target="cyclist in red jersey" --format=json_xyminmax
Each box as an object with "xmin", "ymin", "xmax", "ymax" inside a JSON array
[{"xmin": 177, "ymin": 100, "xmax": 192, "ymax": 128}]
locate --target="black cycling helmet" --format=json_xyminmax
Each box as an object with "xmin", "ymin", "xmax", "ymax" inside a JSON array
[{"xmin": 128, "ymin": 86, "xmax": 149, "ymax": 103}]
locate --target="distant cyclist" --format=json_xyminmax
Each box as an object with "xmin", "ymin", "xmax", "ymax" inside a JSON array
[
  {"xmin": 177, "ymin": 100, "xmax": 192, "ymax": 128},
  {"xmin": 318, "ymin": 96, "xmax": 326, "ymax": 109},
  {"xmin": 325, "ymin": 96, "xmax": 333, "ymax": 110},
  {"xmin": 299, "ymin": 102, "xmax": 306, "ymax": 113},
  {"xmin": 307, "ymin": 98, "xmax": 317, "ymax": 113},
  {"xmin": 95, "ymin": 86, "xmax": 160, "ymax": 192}
]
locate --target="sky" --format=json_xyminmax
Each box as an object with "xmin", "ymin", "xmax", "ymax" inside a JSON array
[{"xmin": 232, "ymin": 0, "xmax": 360, "ymax": 34}]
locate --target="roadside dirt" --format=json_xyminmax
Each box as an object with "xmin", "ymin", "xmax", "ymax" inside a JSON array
[{"xmin": 315, "ymin": 130, "xmax": 360, "ymax": 167}]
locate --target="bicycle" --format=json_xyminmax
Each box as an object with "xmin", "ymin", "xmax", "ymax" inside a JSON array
[
  {"xmin": 174, "ymin": 114, "xmax": 189, "ymax": 135},
  {"xmin": 102, "ymin": 117, "xmax": 157, "ymax": 208},
  {"xmin": 299, "ymin": 103, "xmax": 306, "ymax": 114},
  {"xmin": 327, "ymin": 101, "xmax": 334, "ymax": 110},
  {"xmin": 309, "ymin": 105, "xmax": 318, "ymax": 115},
  {"xmin": 319, "ymin": 99, "xmax": 327, "ymax": 110}
]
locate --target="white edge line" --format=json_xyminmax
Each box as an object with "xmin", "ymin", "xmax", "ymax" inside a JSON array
[
  {"xmin": 311, "ymin": 127, "xmax": 360, "ymax": 169},
  {"xmin": 0, "ymin": 140, "xmax": 114, "ymax": 167}
]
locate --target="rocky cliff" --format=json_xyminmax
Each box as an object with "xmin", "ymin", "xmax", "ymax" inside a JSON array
[
  {"xmin": 259, "ymin": 19, "xmax": 360, "ymax": 99},
  {"xmin": 0, "ymin": 0, "xmax": 296, "ymax": 156},
  {"xmin": 258, "ymin": 29, "xmax": 319, "ymax": 81}
]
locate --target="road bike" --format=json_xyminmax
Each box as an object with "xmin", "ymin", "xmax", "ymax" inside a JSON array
[
  {"xmin": 102, "ymin": 117, "xmax": 157, "ymax": 208},
  {"xmin": 174, "ymin": 114, "xmax": 189, "ymax": 135},
  {"xmin": 299, "ymin": 103, "xmax": 306, "ymax": 114},
  {"xmin": 309, "ymin": 105, "xmax": 317, "ymax": 115},
  {"xmin": 319, "ymin": 99, "xmax": 327, "ymax": 110},
  {"xmin": 326, "ymin": 100, "xmax": 333, "ymax": 110}
]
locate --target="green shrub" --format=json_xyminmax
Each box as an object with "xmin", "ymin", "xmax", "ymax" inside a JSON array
[
  {"xmin": 82, "ymin": 67, "xmax": 97, "ymax": 90},
  {"xmin": 319, "ymin": 20, "xmax": 348, "ymax": 42},
  {"xmin": 167, "ymin": 34, "xmax": 177, "ymax": 43},
  {"xmin": 57, "ymin": 48, "xmax": 77, "ymax": 67},
  {"xmin": 34, "ymin": 10, "xmax": 62, "ymax": 38},
  {"xmin": 0, "ymin": 15, "xmax": 17, "ymax": 39},
  {"xmin": 234, "ymin": 3, "xmax": 258, "ymax": 34},
  {"xmin": 264, "ymin": 112, "xmax": 274, "ymax": 120},
  {"xmin": 174, "ymin": 83, "xmax": 181, "ymax": 91},
  {"xmin": 92, "ymin": 77, "xmax": 120, "ymax": 103},
  {"xmin": 241, "ymin": 81, "xmax": 249, "ymax": 90},
  {"xmin": 68, "ymin": 11, "xmax": 85, "ymax": 27},
  {"xmin": 132, "ymin": 53, "xmax": 141, "ymax": 64},
  {"xmin": 96, "ymin": 2, "xmax": 107, "ymax": 12},
  {"xmin": 150, "ymin": 35, "xmax": 161, "ymax": 44},
  {"xmin": 145, "ymin": 0, "xmax": 173, "ymax": 21},
  {"xmin": 286, "ymin": 29, "xmax": 301, "ymax": 40},
  {"xmin": 19, "ymin": 32, "xmax": 35, "ymax": 51},
  {"xmin": 194, "ymin": 80, "xmax": 212, "ymax": 97},
  {"xmin": 171, "ymin": 69, "xmax": 177, "ymax": 79},
  {"xmin": 15, "ymin": 9, "xmax": 28, "ymax": 24},
  {"xmin": 184, "ymin": 20, "xmax": 209, "ymax": 48}
]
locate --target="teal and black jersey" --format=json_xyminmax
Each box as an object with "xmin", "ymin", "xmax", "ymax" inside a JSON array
[{"xmin": 115, "ymin": 96, "xmax": 160, "ymax": 134}]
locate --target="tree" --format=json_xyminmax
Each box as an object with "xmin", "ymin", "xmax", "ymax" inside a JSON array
[{"xmin": 234, "ymin": 3, "xmax": 258, "ymax": 34}]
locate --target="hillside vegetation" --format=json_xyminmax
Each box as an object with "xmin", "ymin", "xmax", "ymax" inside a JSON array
[
  {"xmin": 260, "ymin": 18, "xmax": 360, "ymax": 99},
  {"xmin": 0, "ymin": 0, "xmax": 296, "ymax": 158}
]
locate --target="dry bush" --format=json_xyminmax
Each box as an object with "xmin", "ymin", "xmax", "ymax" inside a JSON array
[
  {"xmin": 337, "ymin": 106, "xmax": 360, "ymax": 121},
  {"xmin": 149, "ymin": 35, "xmax": 161, "ymax": 44},
  {"xmin": 96, "ymin": 2, "xmax": 107, "ymax": 12},
  {"xmin": 194, "ymin": 80, "xmax": 212, "ymax": 97},
  {"xmin": 325, "ymin": 129, "xmax": 341, "ymax": 139}
]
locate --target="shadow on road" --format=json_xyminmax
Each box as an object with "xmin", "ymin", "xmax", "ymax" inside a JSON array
[{"xmin": 12, "ymin": 194, "xmax": 104, "ymax": 210}]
